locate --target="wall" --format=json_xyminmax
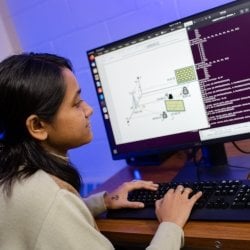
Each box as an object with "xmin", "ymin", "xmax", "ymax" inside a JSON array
[
  {"xmin": 3, "ymin": 0, "xmax": 233, "ymax": 192},
  {"xmin": 0, "ymin": 0, "xmax": 21, "ymax": 60}
]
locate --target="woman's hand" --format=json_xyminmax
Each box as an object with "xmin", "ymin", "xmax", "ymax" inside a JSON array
[
  {"xmin": 104, "ymin": 180, "xmax": 159, "ymax": 210},
  {"xmin": 155, "ymin": 185, "xmax": 202, "ymax": 228}
]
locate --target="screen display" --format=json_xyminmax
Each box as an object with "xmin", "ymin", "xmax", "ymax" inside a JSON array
[{"xmin": 87, "ymin": 0, "xmax": 250, "ymax": 160}]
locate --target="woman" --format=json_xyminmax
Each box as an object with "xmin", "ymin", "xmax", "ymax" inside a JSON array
[{"xmin": 0, "ymin": 53, "xmax": 202, "ymax": 249}]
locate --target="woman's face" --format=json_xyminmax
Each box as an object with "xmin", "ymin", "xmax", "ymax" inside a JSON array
[{"xmin": 42, "ymin": 68, "xmax": 93, "ymax": 156}]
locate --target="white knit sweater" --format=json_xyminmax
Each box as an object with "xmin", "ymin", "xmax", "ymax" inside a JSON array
[{"xmin": 0, "ymin": 170, "xmax": 183, "ymax": 250}]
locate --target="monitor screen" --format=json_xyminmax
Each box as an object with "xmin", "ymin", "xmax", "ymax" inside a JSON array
[{"xmin": 87, "ymin": 0, "xmax": 250, "ymax": 164}]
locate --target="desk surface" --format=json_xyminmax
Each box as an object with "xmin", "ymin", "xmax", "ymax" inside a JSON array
[{"xmin": 93, "ymin": 141, "xmax": 250, "ymax": 250}]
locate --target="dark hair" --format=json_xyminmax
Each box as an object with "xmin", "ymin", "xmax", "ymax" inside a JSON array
[{"xmin": 0, "ymin": 52, "xmax": 82, "ymax": 195}]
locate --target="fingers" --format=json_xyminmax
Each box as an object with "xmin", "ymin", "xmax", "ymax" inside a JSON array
[
  {"xmin": 190, "ymin": 190, "xmax": 203, "ymax": 203},
  {"xmin": 121, "ymin": 180, "xmax": 160, "ymax": 209},
  {"xmin": 174, "ymin": 185, "xmax": 192, "ymax": 193},
  {"xmin": 155, "ymin": 198, "xmax": 163, "ymax": 222},
  {"xmin": 126, "ymin": 180, "xmax": 159, "ymax": 192},
  {"xmin": 157, "ymin": 186, "xmax": 203, "ymax": 227},
  {"xmin": 168, "ymin": 185, "xmax": 202, "ymax": 200},
  {"xmin": 125, "ymin": 201, "xmax": 145, "ymax": 209},
  {"xmin": 175, "ymin": 185, "xmax": 185, "ymax": 193},
  {"xmin": 155, "ymin": 198, "xmax": 163, "ymax": 209},
  {"xmin": 182, "ymin": 187, "xmax": 193, "ymax": 197}
]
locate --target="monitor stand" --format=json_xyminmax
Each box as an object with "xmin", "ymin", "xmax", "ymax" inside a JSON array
[{"xmin": 202, "ymin": 143, "xmax": 228, "ymax": 167}]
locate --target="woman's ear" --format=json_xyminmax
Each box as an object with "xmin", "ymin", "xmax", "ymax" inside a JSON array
[{"xmin": 26, "ymin": 115, "xmax": 48, "ymax": 141}]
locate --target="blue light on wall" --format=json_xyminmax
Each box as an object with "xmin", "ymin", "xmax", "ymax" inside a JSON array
[{"xmin": 0, "ymin": 132, "xmax": 4, "ymax": 140}]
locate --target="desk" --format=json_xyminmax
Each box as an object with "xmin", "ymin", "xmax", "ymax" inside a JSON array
[{"xmin": 93, "ymin": 141, "xmax": 250, "ymax": 250}]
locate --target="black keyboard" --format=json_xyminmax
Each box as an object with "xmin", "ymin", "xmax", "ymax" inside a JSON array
[{"xmin": 107, "ymin": 179, "xmax": 250, "ymax": 221}]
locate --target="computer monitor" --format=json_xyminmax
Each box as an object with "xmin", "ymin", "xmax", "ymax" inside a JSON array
[{"xmin": 87, "ymin": 0, "xmax": 250, "ymax": 167}]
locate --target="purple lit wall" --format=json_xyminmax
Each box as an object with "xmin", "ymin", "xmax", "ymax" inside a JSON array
[{"xmin": 5, "ymin": 0, "xmax": 233, "ymax": 188}]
